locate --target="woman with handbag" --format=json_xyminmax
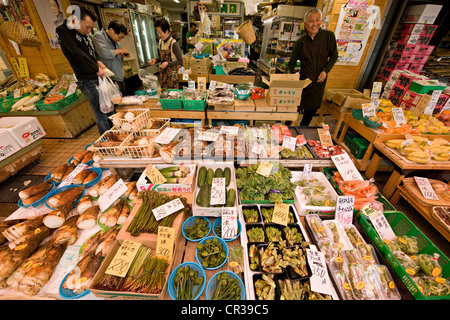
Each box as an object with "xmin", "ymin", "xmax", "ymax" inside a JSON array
[{"xmin": 148, "ymin": 19, "xmax": 183, "ymax": 89}]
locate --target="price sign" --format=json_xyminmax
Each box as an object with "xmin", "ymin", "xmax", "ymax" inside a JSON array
[
  {"xmin": 413, "ymin": 94, "xmax": 431, "ymax": 117},
  {"xmin": 252, "ymin": 128, "xmax": 264, "ymax": 139},
  {"xmin": 362, "ymin": 103, "xmax": 376, "ymax": 118},
  {"xmin": 66, "ymin": 81, "xmax": 77, "ymax": 97},
  {"xmin": 182, "ymin": 73, "xmax": 189, "ymax": 81},
  {"xmin": 424, "ymin": 90, "xmax": 442, "ymax": 115},
  {"xmin": 98, "ymin": 178, "xmax": 128, "ymax": 212},
  {"xmin": 152, "ymin": 198, "xmax": 185, "ymax": 221},
  {"xmin": 197, "ymin": 77, "xmax": 207, "ymax": 91},
  {"xmin": 194, "ymin": 42, "xmax": 204, "ymax": 52},
  {"xmin": 335, "ymin": 196, "xmax": 354, "ymax": 225},
  {"xmin": 272, "ymin": 202, "xmax": 290, "ymax": 226},
  {"xmin": 282, "ymin": 135, "xmax": 296, "ymax": 151},
  {"xmin": 219, "ymin": 126, "xmax": 239, "ymax": 135},
  {"xmin": 360, "ymin": 201, "xmax": 383, "ymax": 218},
  {"xmin": 156, "ymin": 226, "xmax": 175, "ymax": 261},
  {"xmin": 105, "ymin": 240, "xmax": 142, "ymax": 277},
  {"xmin": 371, "ymin": 82, "xmax": 382, "ymax": 99},
  {"xmin": 145, "ymin": 167, "xmax": 167, "ymax": 184},
  {"xmin": 13, "ymin": 89, "xmax": 21, "ymax": 99},
  {"xmin": 197, "ymin": 130, "xmax": 219, "ymax": 142},
  {"xmin": 370, "ymin": 98, "xmax": 380, "ymax": 110},
  {"xmin": 155, "ymin": 128, "xmax": 180, "ymax": 145},
  {"xmin": 251, "ymin": 142, "xmax": 262, "ymax": 155},
  {"xmin": 391, "ymin": 107, "xmax": 407, "ymax": 125},
  {"xmin": 367, "ymin": 210, "xmax": 397, "ymax": 242},
  {"xmin": 210, "ymin": 177, "xmax": 226, "ymax": 205},
  {"xmin": 221, "ymin": 207, "xmax": 238, "ymax": 239},
  {"xmin": 414, "ymin": 176, "xmax": 439, "ymax": 201},
  {"xmin": 317, "ymin": 128, "xmax": 333, "ymax": 148},
  {"xmin": 188, "ymin": 80, "xmax": 196, "ymax": 90},
  {"xmin": 306, "ymin": 245, "xmax": 333, "ymax": 296},
  {"xmin": 303, "ymin": 163, "xmax": 312, "ymax": 175},
  {"xmin": 209, "ymin": 80, "xmax": 217, "ymax": 90},
  {"xmin": 58, "ymin": 164, "xmax": 88, "ymax": 188},
  {"xmin": 331, "ymin": 153, "xmax": 364, "ymax": 181},
  {"xmin": 256, "ymin": 161, "xmax": 272, "ymax": 177}
]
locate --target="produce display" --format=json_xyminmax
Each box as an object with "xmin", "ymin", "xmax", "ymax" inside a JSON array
[
  {"xmin": 384, "ymin": 136, "xmax": 450, "ymax": 163},
  {"xmin": 307, "ymin": 140, "xmax": 345, "ymax": 158}
]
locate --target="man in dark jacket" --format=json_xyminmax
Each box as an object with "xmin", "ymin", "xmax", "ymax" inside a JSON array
[
  {"xmin": 287, "ymin": 8, "xmax": 338, "ymax": 126},
  {"xmin": 56, "ymin": 5, "xmax": 111, "ymax": 135}
]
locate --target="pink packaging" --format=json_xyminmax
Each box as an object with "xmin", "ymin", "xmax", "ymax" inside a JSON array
[
  {"xmin": 398, "ymin": 33, "xmax": 433, "ymax": 45},
  {"xmin": 408, "ymin": 64, "xmax": 425, "ymax": 74},
  {"xmin": 402, "ymin": 90, "xmax": 423, "ymax": 105},
  {"xmin": 398, "ymin": 100, "xmax": 415, "ymax": 110},
  {"xmin": 408, "ymin": 54, "xmax": 429, "ymax": 64},
  {"xmin": 391, "ymin": 83, "xmax": 408, "ymax": 99},
  {"xmin": 400, "ymin": 24, "xmax": 438, "ymax": 36},
  {"xmin": 388, "ymin": 92, "xmax": 401, "ymax": 107},
  {"xmin": 385, "ymin": 59, "xmax": 410, "ymax": 71}
]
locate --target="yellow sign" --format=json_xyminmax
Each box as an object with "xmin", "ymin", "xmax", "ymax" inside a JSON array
[
  {"xmin": 272, "ymin": 202, "xmax": 290, "ymax": 226},
  {"xmin": 256, "ymin": 161, "xmax": 272, "ymax": 177},
  {"xmin": 317, "ymin": 128, "xmax": 333, "ymax": 148},
  {"xmin": 17, "ymin": 57, "xmax": 29, "ymax": 78},
  {"xmin": 145, "ymin": 167, "xmax": 167, "ymax": 184},
  {"xmin": 156, "ymin": 226, "xmax": 175, "ymax": 261},
  {"xmin": 197, "ymin": 77, "xmax": 207, "ymax": 91},
  {"xmin": 105, "ymin": 240, "xmax": 142, "ymax": 278}
]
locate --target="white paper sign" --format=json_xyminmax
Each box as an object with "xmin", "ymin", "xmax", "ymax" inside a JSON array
[
  {"xmin": 335, "ymin": 196, "xmax": 355, "ymax": 225},
  {"xmin": 155, "ymin": 128, "xmax": 181, "ymax": 145},
  {"xmin": 371, "ymin": 82, "xmax": 382, "ymax": 99},
  {"xmin": 392, "ymin": 107, "xmax": 407, "ymax": 125},
  {"xmin": 331, "ymin": 153, "xmax": 364, "ymax": 181},
  {"xmin": 13, "ymin": 89, "xmax": 20, "ymax": 99},
  {"xmin": 424, "ymin": 90, "xmax": 442, "ymax": 115},
  {"xmin": 219, "ymin": 126, "xmax": 239, "ymax": 135},
  {"xmin": 210, "ymin": 177, "xmax": 226, "ymax": 205},
  {"xmin": 251, "ymin": 142, "xmax": 262, "ymax": 155},
  {"xmin": 362, "ymin": 103, "xmax": 376, "ymax": 118},
  {"xmin": 414, "ymin": 176, "xmax": 439, "ymax": 201},
  {"xmin": 152, "ymin": 198, "xmax": 185, "ymax": 221},
  {"xmin": 66, "ymin": 81, "xmax": 77, "ymax": 97},
  {"xmin": 221, "ymin": 207, "xmax": 238, "ymax": 239},
  {"xmin": 252, "ymin": 128, "xmax": 263, "ymax": 139},
  {"xmin": 182, "ymin": 73, "xmax": 189, "ymax": 81},
  {"xmin": 306, "ymin": 245, "xmax": 333, "ymax": 296},
  {"xmin": 188, "ymin": 80, "xmax": 196, "ymax": 90},
  {"xmin": 367, "ymin": 211, "xmax": 397, "ymax": 242},
  {"xmin": 58, "ymin": 164, "xmax": 88, "ymax": 188},
  {"xmin": 282, "ymin": 135, "xmax": 296, "ymax": 152},
  {"xmin": 303, "ymin": 164, "xmax": 312, "ymax": 175},
  {"xmin": 197, "ymin": 131, "xmax": 220, "ymax": 142},
  {"xmin": 98, "ymin": 178, "xmax": 128, "ymax": 212}
]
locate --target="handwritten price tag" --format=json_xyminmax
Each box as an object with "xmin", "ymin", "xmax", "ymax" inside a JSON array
[
  {"xmin": 272, "ymin": 202, "xmax": 290, "ymax": 226},
  {"xmin": 105, "ymin": 240, "xmax": 142, "ymax": 278},
  {"xmin": 282, "ymin": 135, "xmax": 296, "ymax": 152},
  {"xmin": 317, "ymin": 128, "xmax": 333, "ymax": 148},
  {"xmin": 221, "ymin": 207, "xmax": 238, "ymax": 239},
  {"xmin": 414, "ymin": 176, "xmax": 439, "ymax": 201},
  {"xmin": 197, "ymin": 77, "xmax": 207, "ymax": 91},
  {"xmin": 362, "ymin": 103, "xmax": 376, "ymax": 118},
  {"xmin": 58, "ymin": 164, "xmax": 88, "ymax": 188},
  {"xmin": 210, "ymin": 177, "xmax": 226, "ymax": 205},
  {"xmin": 331, "ymin": 153, "xmax": 364, "ymax": 181},
  {"xmin": 156, "ymin": 226, "xmax": 175, "ymax": 261},
  {"xmin": 98, "ymin": 178, "xmax": 128, "ymax": 212},
  {"xmin": 197, "ymin": 130, "xmax": 219, "ymax": 142},
  {"xmin": 392, "ymin": 107, "xmax": 407, "ymax": 125},
  {"xmin": 145, "ymin": 167, "xmax": 167, "ymax": 184},
  {"xmin": 256, "ymin": 161, "xmax": 272, "ymax": 177},
  {"xmin": 155, "ymin": 128, "xmax": 180, "ymax": 145},
  {"xmin": 219, "ymin": 126, "xmax": 240, "ymax": 135},
  {"xmin": 306, "ymin": 245, "xmax": 333, "ymax": 296},
  {"xmin": 335, "ymin": 196, "xmax": 354, "ymax": 225},
  {"xmin": 367, "ymin": 210, "xmax": 397, "ymax": 242},
  {"xmin": 13, "ymin": 89, "xmax": 21, "ymax": 99},
  {"xmin": 303, "ymin": 164, "xmax": 312, "ymax": 175},
  {"xmin": 152, "ymin": 198, "xmax": 185, "ymax": 221}
]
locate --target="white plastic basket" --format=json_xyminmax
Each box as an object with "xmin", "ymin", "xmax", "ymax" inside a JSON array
[
  {"xmin": 134, "ymin": 117, "xmax": 171, "ymax": 137},
  {"xmin": 109, "ymin": 109, "xmax": 151, "ymax": 133},
  {"xmin": 90, "ymin": 130, "xmax": 133, "ymax": 158}
]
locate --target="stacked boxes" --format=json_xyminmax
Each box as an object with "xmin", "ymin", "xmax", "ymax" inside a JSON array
[
  {"xmin": 263, "ymin": 74, "xmax": 311, "ymax": 112},
  {"xmin": 378, "ymin": 4, "xmax": 441, "ymax": 81},
  {"xmin": 182, "ymin": 56, "xmax": 212, "ymax": 75}
]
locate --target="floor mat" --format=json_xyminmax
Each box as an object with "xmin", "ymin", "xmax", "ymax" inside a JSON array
[{"xmin": 0, "ymin": 175, "xmax": 47, "ymax": 203}]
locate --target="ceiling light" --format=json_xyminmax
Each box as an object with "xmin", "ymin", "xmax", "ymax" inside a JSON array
[{"xmin": 174, "ymin": 0, "xmax": 180, "ymax": 2}]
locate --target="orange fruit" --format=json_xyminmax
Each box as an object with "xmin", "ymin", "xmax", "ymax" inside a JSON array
[
  {"xmin": 384, "ymin": 128, "xmax": 395, "ymax": 134},
  {"xmin": 387, "ymin": 120, "xmax": 397, "ymax": 128}
]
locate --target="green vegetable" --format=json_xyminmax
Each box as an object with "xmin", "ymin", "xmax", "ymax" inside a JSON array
[
  {"xmin": 215, "ymin": 168, "xmax": 224, "ymax": 178},
  {"xmin": 261, "ymin": 207, "xmax": 294, "ymax": 223},
  {"xmin": 196, "ymin": 237, "xmax": 226, "ymax": 269},
  {"xmin": 280, "ymin": 146, "xmax": 313, "ymax": 159},
  {"xmin": 413, "ymin": 274, "xmax": 450, "ymax": 297},
  {"xmin": 282, "ymin": 245, "xmax": 308, "ymax": 277},
  {"xmin": 243, "ymin": 208, "xmax": 259, "ymax": 223},
  {"xmin": 206, "ymin": 168, "xmax": 214, "ymax": 185},
  {"xmin": 254, "ymin": 274, "xmax": 276, "ymax": 300},
  {"xmin": 265, "ymin": 226, "xmax": 283, "ymax": 242},
  {"xmin": 184, "ymin": 217, "xmax": 210, "ymax": 240},
  {"xmin": 196, "ymin": 183, "xmax": 211, "ymax": 207},
  {"xmin": 173, "ymin": 265, "xmax": 204, "ymax": 300},
  {"xmin": 259, "ymin": 242, "xmax": 287, "ymax": 273},
  {"xmin": 228, "ymin": 245, "xmax": 244, "ymax": 274},
  {"xmin": 197, "ymin": 166, "xmax": 207, "ymax": 187},
  {"xmin": 225, "ymin": 188, "xmax": 236, "ymax": 207},
  {"xmin": 248, "ymin": 244, "xmax": 259, "ymax": 270},
  {"xmin": 416, "ymin": 254, "xmax": 442, "ymax": 277},
  {"xmin": 284, "ymin": 226, "xmax": 303, "ymax": 246},
  {"xmin": 211, "ymin": 272, "xmax": 241, "ymax": 300},
  {"xmin": 395, "ymin": 235, "xmax": 419, "ymax": 255},
  {"xmin": 247, "ymin": 227, "xmax": 265, "ymax": 242},
  {"xmin": 224, "ymin": 167, "xmax": 231, "ymax": 187}
]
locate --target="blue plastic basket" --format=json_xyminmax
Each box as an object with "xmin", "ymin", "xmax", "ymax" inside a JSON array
[
  {"xmin": 196, "ymin": 236, "xmax": 229, "ymax": 270},
  {"xmin": 167, "ymin": 262, "xmax": 206, "ymax": 300},
  {"xmin": 18, "ymin": 182, "xmax": 55, "ymax": 208},
  {"xmin": 182, "ymin": 216, "xmax": 211, "ymax": 242},
  {"xmin": 59, "ymin": 272, "xmax": 91, "ymax": 300},
  {"xmin": 212, "ymin": 217, "xmax": 242, "ymax": 242},
  {"xmin": 205, "ymin": 271, "xmax": 245, "ymax": 300}
]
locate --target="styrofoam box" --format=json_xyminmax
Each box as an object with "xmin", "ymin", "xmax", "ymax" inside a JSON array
[
  {"xmin": 290, "ymin": 171, "xmax": 338, "ymax": 216},
  {"xmin": 193, "ymin": 161, "xmax": 237, "ymax": 217},
  {"xmin": 0, "ymin": 117, "xmax": 46, "ymax": 148},
  {"xmin": 0, "ymin": 129, "xmax": 22, "ymax": 161}
]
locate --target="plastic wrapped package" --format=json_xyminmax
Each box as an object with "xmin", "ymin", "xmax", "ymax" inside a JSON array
[
  {"xmin": 306, "ymin": 214, "xmax": 329, "ymax": 243},
  {"xmin": 416, "ymin": 253, "xmax": 442, "ymax": 277},
  {"xmin": 393, "ymin": 251, "xmax": 420, "ymax": 276},
  {"xmin": 367, "ymin": 265, "xmax": 401, "ymax": 300}
]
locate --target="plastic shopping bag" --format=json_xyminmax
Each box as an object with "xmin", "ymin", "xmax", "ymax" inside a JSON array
[{"xmin": 97, "ymin": 76, "xmax": 122, "ymax": 113}]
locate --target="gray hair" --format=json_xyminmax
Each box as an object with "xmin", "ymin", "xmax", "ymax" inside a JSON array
[{"xmin": 304, "ymin": 8, "xmax": 323, "ymax": 21}]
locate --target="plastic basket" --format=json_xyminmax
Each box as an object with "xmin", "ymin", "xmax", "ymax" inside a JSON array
[
  {"xmin": 59, "ymin": 272, "xmax": 91, "ymax": 300},
  {"xmin": 352, "ymin": 109, "xmax": 364, "ymax": 120},
  {"xmin": 167, "ymin": 262, "xmax": 206, "ymax": 300},
  {"xmin": 109, "ymin": 109, "xmax": 151, "ymax": 133},
  {"xmin": 0, "ymin": 94, "xmax": 29, "ymax": 112},
  {"xmin": 89, "ymin": 130, "xmax": 133, "ymax": 158},
  {"xmin": 345, "ymin": 135, "xmax": 369, "ymax": 160},
  {"xmin": 205, "ymin": 271, "xmax": 245, "ymax": 300},
  {"xmin": 363, "ymin": 117, "xmax": 383, "ymax": 129},
  {"xmin": 160, "ymin": 90, "xmax": 183, "ymax": 109},
  {"xmin": 36, "ymin": 93, "xmax": 78, "ymax": 111},
  {"xmin": 358, "ymin": 211, "xmax": 450, "ymax": 300},
  {"xmin": 212, "ymin": 217, "xmax": 242, "ymax": 242},
  {"xmin": 408, "ymin": 81, "xmax": 447, "ymax": 94},
  {"xmin": 196, "ymin": 236, "xmax": 229, "ymax": 270},
  {"xmin": 182, "ymin": 95, "xmax": 206, "ymax": 110},
  {"xmin": 182, "ymin": 216, "xmax": 211, "ymax": 242}
]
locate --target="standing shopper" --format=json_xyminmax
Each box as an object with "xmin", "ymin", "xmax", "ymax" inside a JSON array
[
  {"xmin": 286, "ymin": 8, "xmax": 338, "ymax": 126},
  {"xmin": 186, "ymin": 22, "xmax": 197, "ymax": 51},
  {"xmin": 56, "ymin": 5, "xmax": 111, "ymax": 136},
  {"xmin": 93, "ymin": 21, "xmax": 129, "ymax": 96},
  {"xmin": 148, "ymin": 19, "xmax": 183, "ymax": 89}
]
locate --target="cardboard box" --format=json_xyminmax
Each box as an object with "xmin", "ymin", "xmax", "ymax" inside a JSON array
[
  {"xmin": 436, "ymin": 94, "xmax": 450, "ymax": 109},
  {"xmin": 398, "ymin": 100, "xmax": 415, "ymax": 110},
  {"xmin": 254, "ymin": 99, "xmax": 276, "ymax": 112},
  {"xmin": 225, "ymin": 61, "xmax": 247, "ymax": 69},
  {"xmin": 379, "ymin": 68, "xmax": 393, "ymax": 80},
  {"xmin": 402, "ymin": 4, "xmax": 442, "ymax": 24},
  {"xmin": 392, "ymin": 51, "xmax": 413, "ymax": 63},
  {"xmin": 209, "ymin": 74, "xmax": 255, "ymax": 84},
  {"xmin": 136, "ymin": 164, "xmax": 196, "ymax": 193},
  {"xmin": 277, "ymin": 106, "xmax": 299, "ymax": 112},
  {"xmin": 190, "ymin": 57, "xmax": 211, "ymax": 67},
  {"xmin": 262, "ymin": 74, "xmax": 310, "ymax": 107},
  {"xmin": 190, "ymin": 65, "xmax": 209, "ymax": 74},
  {"xmin": 402, "ymin": 90, "xmax": 423, "ymax": 105},
  {"xmin": 0, "ymin": 117, "xmax": 46, "ymax": 148},
  {"xmin": 391, "ymin": 83, "xmax": 408, "ymax": 99},
  {"xmin": 0, "ymin": 129, "xmax": 22, "ymax": 161},
  {"xmin": 388, "ymin": 92, "xmax": 401, "ymax": 107},
  {"xmin": 324, "ymin": 88, "xmax": 371, "ymax": 110}
]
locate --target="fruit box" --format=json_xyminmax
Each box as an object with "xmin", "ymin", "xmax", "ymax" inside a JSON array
[
  {"xmin": 391, "ymin": 83, "xmax": 408, "ymax": 99},
  {"xmin": 408, "ymin": 64, "xmax": 425, "ymax": 74},
  {"xmin": 324, "ymin": 88, "xmax": 371, "ymax": 111},
  {"xmin": 193, "ymin": 162, "xmax": 237, "ymax": 217},
  {"xmin": 263, "ymin": 73, "xmax": 311, "ymax": 98},
  {"xmin": 89, "ymin": 237, "xmax": 180, "ymax": 300},
  {"xmin": 398, "ymin": 33, "xmax": 432, "ymax": 46},
  {"xmin": 0, "ymin": 116, "xmax": 46, "ymax": 148},
  {"xmin": 402, "ymin": 90, "xmax": 423, "ymax": 105},
  {"xmin": 0, "ymin": 129, "xmax": 22, "ymax": 161},
  {"xmin": 136, "ymin": 164, "xmax": 197, "ymax": 193},
  {"xmin": 400, "ymin": 24, "xmax": 438, "ymax": 36}
]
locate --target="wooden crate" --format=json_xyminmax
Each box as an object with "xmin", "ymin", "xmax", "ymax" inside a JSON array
[
  {"xmin": 277, "ymin": 106, "xmax": 298, "ymax": 112},
  {"xmin": 234, "ymin": 99, "xmax": 255, "ymax": 111},
  {"xmin": 254, "ymin": 99, "xmax": 276, "ymax": 112}
]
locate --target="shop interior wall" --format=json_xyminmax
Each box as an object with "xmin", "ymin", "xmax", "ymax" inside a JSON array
[
  {"xmin": 0, "ymin": 0, "xmax": 73, "ymax": 80},
  {"xmin": 317, "ymin": 0, "xmax": 390, "ymax": 91}
]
